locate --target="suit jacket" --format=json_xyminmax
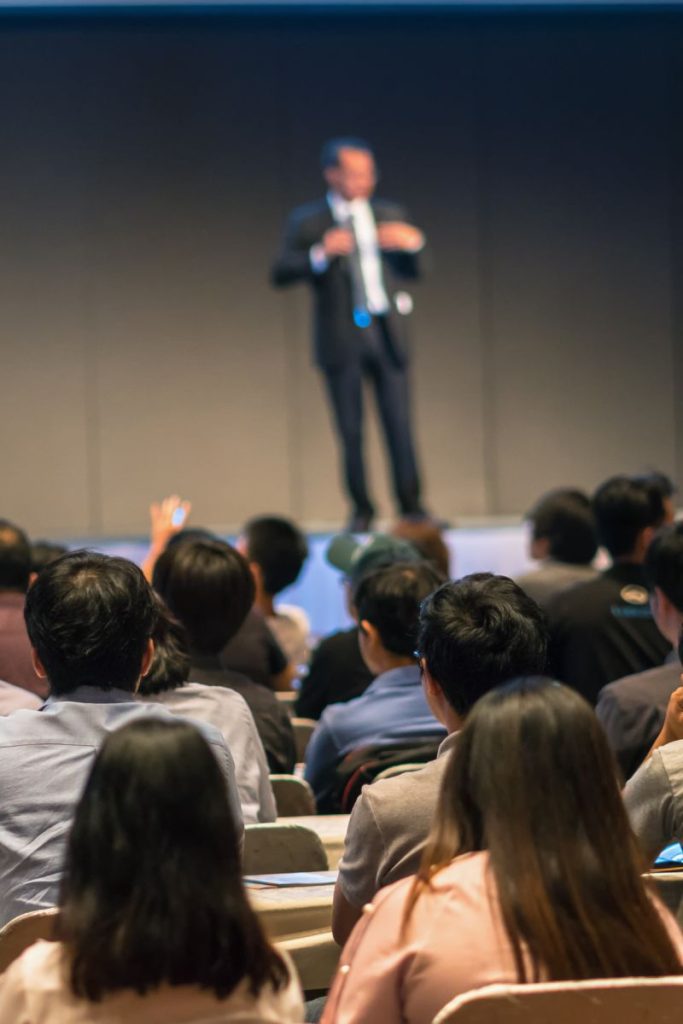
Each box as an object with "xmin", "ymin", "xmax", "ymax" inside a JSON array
[{"xmin": 271, "ymin": 197, "xmax": 423, "ymax": 371}]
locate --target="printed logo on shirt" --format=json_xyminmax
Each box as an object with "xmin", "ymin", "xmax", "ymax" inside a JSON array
[{"xmin": 619, "ymin": 585, "xmax": 650, "ymax": 606}]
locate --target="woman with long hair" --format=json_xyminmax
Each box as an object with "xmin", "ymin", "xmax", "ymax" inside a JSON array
[
  {"xmin": 322, "ymin": 677, "xmax": 683, "ymax": 1024},
  {"xmin": 0, "ymin": 718, "xmax": 303, "ymax": 1022}
]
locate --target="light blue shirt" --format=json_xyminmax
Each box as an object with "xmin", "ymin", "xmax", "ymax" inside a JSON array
[
  {"xmin": 304, "ymin": 665, "xmax": 446, "ymax": 808},
  {"xmin": 0, "ymin": 687, "xmax": 242, "ymax": 927}
]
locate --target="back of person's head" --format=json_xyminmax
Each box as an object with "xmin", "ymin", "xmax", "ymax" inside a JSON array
[
  {"xmin": 592, "ymin": 475, "xmax": 666, "ymax": 559},
  {"xmin": 417, "ymin": 574, "xmax": 548, "ymax": 717},
  {"xmin": 644, "ymin": 522, "xmax": 683, "ymax": 613},
  {"xmin": 29, "ymin": 541, "xmax": 69, "ymax": 576},
  {"xmin": 24, "ymin": 551, "xmax": 157, "ymax": 696},
  {"xmin": 390, "ymin": 520, "xmax": 451, "ymax": 578},
  {"xmin": 354, "ymin": 561, "xmax": 445, "ymax": 657},
  {"xmin": 137, "ymin": 595, "xmax": 191, "ymax": 696},
  {"xmin": 526, "ymin": 488, "xmax": 597, "ymax": 566},
  {"xmin": 633, "ymin": 469, "xmax": 677, "ymax": 524},
  {"xmin": 0, "ymin": 519, "xmax": 31, "ymax": 592},
  {"xmin": 58, "ymin": 718, "xmax": 287, "ymax": 1001},
  {"xmin": 243, "ymin": 516, "xmax": 308, "ymax": 596},
  {"xmin": 152, "ymin": 539, "xmax": 255, "ymax": 656},
  {"xmin": 412, "ymin": 678, "xmax": 682, "ymax": 980}
]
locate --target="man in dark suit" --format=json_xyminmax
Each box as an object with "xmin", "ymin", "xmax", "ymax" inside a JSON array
[{"xmin": 271, "ymin": 137, "xmax": 428, "ymax": 531}]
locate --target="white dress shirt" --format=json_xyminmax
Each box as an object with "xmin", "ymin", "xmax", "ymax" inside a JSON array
[{"xmin": 142, "ymin": 682, "xmax": 276, "ymax": 825}]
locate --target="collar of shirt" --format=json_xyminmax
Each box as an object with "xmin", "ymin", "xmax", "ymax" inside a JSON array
[
  {"xmin": 363, "ymin": 664, "xmax": 422, "ymax": 697},
  {"xmin": 437, "ymin": 731, "xmax": 459, "ymax": 759},
  {"xmin": 44, "ymin": 685, "xmax": 139, "ymax": 707},
  {"xmin": 327, "ymin": 191, "xmax": 372, "ymax": 223}
]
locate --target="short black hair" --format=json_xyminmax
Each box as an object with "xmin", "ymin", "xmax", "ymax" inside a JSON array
[
  {"xmin": 527, "ymin": 488, "xmax": 597, "ymax": 565},
  {"xmin": 30, "ymin": 541, "xmax": 69, "ymax": 575},
  {"xmin": 645, "ymin": 522, "xmax": 683, "ymax": 612},
  {"xmin": 633, "ymin": 469, "xmax": 676, "ymax": 501},
  {"xmin": 592, "ymin": 475, "xmax": 666, "ymax": 559},
  {"xmin": 0, "ymin": 519, "xmax": 31, "ymax": 591},
  {"xmin": 152, "ymin": 539, "xmax": 255, "ymax": 656},
  {"xmin": 321, "ymin": 136, "xmax": 373, "ymax": 169},
  {"xmin": 417, "ymin": 573, "xmax": 549, "ymax": 717},
  {"xmin": 244, "ymin": 516, "xmax": 308, "ymax": 596},
  {"xmin": 354, "ymin": 561, "xmax": 445, "ymax": 657},
  {"xmin": 58, "ymin": 718, "xmax": 288, "ymax": 1001},
  {"xmin": 138, "ymin": 594, "xmax": 191, "ymax": 696},
  {"xmin": 24, "ymin": 551, "xmax": 157, "ymax": 695}
]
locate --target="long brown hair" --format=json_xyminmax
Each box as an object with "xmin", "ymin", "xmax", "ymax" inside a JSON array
[
  {"xmin": 58, "ymin": 719, "xmax": 289, "ymax": 1001},
  {"xmin": 406, "ymin": 677, "xmax": 682, "ymax": 981}
]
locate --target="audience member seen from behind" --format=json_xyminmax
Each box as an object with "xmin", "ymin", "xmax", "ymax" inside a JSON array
[
  {"xmin": 597, "ymin": 522, "xmax": 683, "ymax": 780},
  {"xmin": 0, "ymin": 551, "xmax": 243, "ymax": 928},
  {"xmin": 138, "ymin": 596, "xmax": 275, "ymax": 824},
  {"xmin": 546, "ymin": 474, "xmax": 671, "ymax": 704},
  {"xmin": 153, "ymin": 538, "xmax": 296, "ymax": 773},
  {"xmin": 633, "ymin": 469, "xmax": 677, "ymax": 526},
  {"xmin": 0, "ymin": 719, "xmax": 303, "ymax": 1022},
  {"xmin": 239, "ymin": 515, "xmax": 311, "ymax": 668},
  {"xmin": 0, "ymin": 519, "xmax": 43, "ymax": 696},
  {"xmin": 515, "ymin": 488, "xmax": 598, "ymax": 607},
  {"xmin": 624, "ymin": 632, "xmax": 683, "ymax": 862},
  {"xmin": 333, "ymin": 573, "xmax": 548, "ymax": 945},
  {"xmin": 325, "ymin": 678, "xmax": 683, "ymax": 1024},
  {"xmin": 142, "ymin": 496, "xmax": 296, "ymax": 692},
  {"xmin": 305, "ymin": 560, "xmax": 447, "ymax": 812},
  {"xmin": 390, "ymin": 519, "xmax": 451, "ymax": 578},
  {"xmin": 296, "ymin": 533, "xmax": 420, "ymax": 720},
  {"xmin": 29, "ymin": 541, "xmax": 69, "ymax": 576}
]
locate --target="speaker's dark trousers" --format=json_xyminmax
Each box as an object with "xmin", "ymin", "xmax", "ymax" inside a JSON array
[{"xmin": 323, "ymin": 317, "xmax": 422, "ymax": 518}]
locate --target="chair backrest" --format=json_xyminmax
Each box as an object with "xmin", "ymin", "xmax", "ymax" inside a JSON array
[
  {"xmin": 432, "ymin": 977, "xmax": 683, "ymax": 1024},
  {"xmin": 0, "ymin": 907, "xmax": 58, "ymax": 974},
  {"xmin": 644, "ymin": 871, "xmax": 683, "ymax": 927},
  {"xmin": 270, "ymin": 774, "xmax": 316, "ymax": 816},
  {"xmin": 373, "ymin": 762, "xmax": 427, "ymax": 783},
  {"xmin": 335, "ymin": 737, "xmax": 443, "ymax": 813},
  {"xmin": 291, "ymin": 718, "xmax": 317, "ymax": 763},
  {"xmin": 243, "ymin": 823, "xmax": 329, "ymax": 874}
]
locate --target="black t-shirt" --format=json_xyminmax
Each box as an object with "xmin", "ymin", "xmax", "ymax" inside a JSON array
[
  {"xmin": 220, "ymin": 609, "xmax": 288, "ymax": 689},
  {"xmin": 295, "ymin": 626, "xmax": 374, "ymax": 720},
  {"xmin": 546, "ymin": 562, "xmax": 671, "ymax": 706}
]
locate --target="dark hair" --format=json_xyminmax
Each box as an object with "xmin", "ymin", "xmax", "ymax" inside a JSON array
[
  {"xmin": 57, "ymin": 719, "xmax": 288, "ymax": 1002},
  {"xmin": 592, "ymin": 475, "xmax": 666, "ymax": 559},
  {"xmin": 137, "ymin": 595, "xmax": 191, "ymax": 696},
  {"xmin": 354, "ymin": 561, "xmax": 445, "ymax": 657},
  {"xmin": 417, "ymin": 574, "xmax": 548, "ymax": 717},
  {"xmin": 244, "ymin": 516, "xmax": 308, "ymax": 595},
  {"xmin": 527, "ymin": 488, "xmax": 597, "ymax": 565},
  {"xmin": 152, "ymin": 539, "xmax": 254, "ymax": 655},
  {"xmin": 390, "ymin": 521, "xmax": 451, "ymax": 578},
  {"xmin": 24, "ymin": 551, "xmax": 157, "ymax": 695},
  {"xmin": 0, "ymin": 519, "xmax": 31, "ymax": 591},
  {"xmin": 633, "ymin": 469, "xmax": 677, "ymax": 501},
  {"xmin": 321, "ymin": 136, "xmax": 373, "ymax": 169},
  {"xmin": 408, "ymin": 678, "xmax": 682, "ymax": 980},
  {"xmin": 30, "ymin": 541, "xmax": 69, "ymax": 575},
  {"xmin": 644, "ymin": 522, "xmax": 683, "ymax": 612}
]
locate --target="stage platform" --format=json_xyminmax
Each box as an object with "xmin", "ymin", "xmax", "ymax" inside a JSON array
[{"xmin": 66, "ymin": 520, "xmax": 535, "ymax": 640}]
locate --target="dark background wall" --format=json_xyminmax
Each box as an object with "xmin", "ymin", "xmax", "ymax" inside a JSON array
[{"xmin": 1, "ymin": 8, "xmax": 680, "ymax": 537}]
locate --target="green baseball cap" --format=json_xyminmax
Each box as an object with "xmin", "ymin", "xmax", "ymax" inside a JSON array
[{"xmin": 326, "ymin": 533, "xmax": 421, "ymax": 588}]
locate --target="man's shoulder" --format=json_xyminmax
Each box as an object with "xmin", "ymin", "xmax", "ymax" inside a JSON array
[
  {"xmin": 599, "ymin": 660, "xmax": 680, "ymax": 709},
  {"xmin": 286, "ymin": 198, "xmax": 330, "ymax": 225},
  {"xmin": 361, "ymin": 753, "xmax": 448, "ymax": 826}
]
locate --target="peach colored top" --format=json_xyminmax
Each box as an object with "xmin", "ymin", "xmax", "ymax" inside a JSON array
[
  {"xmin": 322, "ymin": 851, "xmax": 683, "ymax": 1024},
  {"xmin": 0, "ymin": 940, "xmax": 304, "ymax": 1023}
]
